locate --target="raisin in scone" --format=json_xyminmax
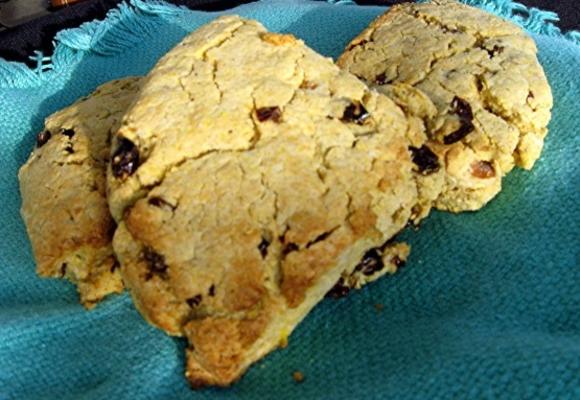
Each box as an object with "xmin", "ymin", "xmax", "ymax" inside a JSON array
[
  {"xmin": 18, "ymin": 77, "xmax": 141, "ymax": 308},
  {"xmin": 109, "ymin": 16, "xmax": 420, "ymax": 387},
  {"xmin": 338, "ymin": 0, "xmax": 552, "ymax": 212}
]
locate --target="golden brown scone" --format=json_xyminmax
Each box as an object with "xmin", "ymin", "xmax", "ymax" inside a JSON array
[
  {"xmin": 109, "ymin": 16, "xmax": 419, "ymax": 387},
  {"xmin": 18, "ymin": 77, "xmax": 141, "ymax": 308},
  {"xmin": 338, "ymin": 0, "xmax": 552, "ymax": 212}
]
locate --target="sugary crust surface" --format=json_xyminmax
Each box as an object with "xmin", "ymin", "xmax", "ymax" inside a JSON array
[
  {"xmin": 338, "ymin": 0, "xmax": 552, "ymax": 212},
  {"xmin": 18, "ymin": 77, "xmax": 141, "ymax": 307},
  {"xmin": 110, "ymin": 16, "xmax": 420, "ymax": 387}
]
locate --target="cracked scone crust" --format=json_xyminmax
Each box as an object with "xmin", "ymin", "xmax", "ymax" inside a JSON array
[
  {"xmin": 18, "ymin": 77, "xmax": 141, "ymax": 308},
  {"xmin": 338, "ymin": 0, "xmax": 552, "ymax": 212},
  {"xmin": 110, "ymin": 16, "xmax": 418, "ymax": 387}
]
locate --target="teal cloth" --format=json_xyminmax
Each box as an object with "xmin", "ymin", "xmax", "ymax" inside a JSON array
[{"xmin": 0, "ymin": 1, "xmax": 579, "ymax": 399}]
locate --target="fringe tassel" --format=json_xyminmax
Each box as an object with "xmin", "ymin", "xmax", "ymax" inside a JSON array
[
  {"xmin": 460, "ymin": 0, "xmax": 580, "ymax": 45},
  {"xmin": 0, "ymin": 0, "xmax": 577, "ymax": 89},
  {"xmin": 0, "ymin": 0, "xmax": 184, "ymax": 88}
]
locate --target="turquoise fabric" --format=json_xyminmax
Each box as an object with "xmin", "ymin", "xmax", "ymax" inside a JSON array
[{"xmin": 0, "ymin": 1, "xmax": 578, "ymax": 399}]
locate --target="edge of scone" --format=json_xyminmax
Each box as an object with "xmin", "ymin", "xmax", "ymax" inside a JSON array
[
  {"xmin": 108, "ymin": 16, "xmax": 424, "ymax": 387},
  {"xmin": 18, "ymin": 77, "xmax": 142, "ymax": 308},
  {"xmin": 338, "ymin": 0, "xmax": 553, "ymax": 213}
]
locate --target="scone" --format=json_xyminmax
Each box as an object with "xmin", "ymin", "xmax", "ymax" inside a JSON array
[
  {"xmin": 338, "ymin": 0, "xmax": 552, "ymax": 212},
  {"xmin": 18, "ymin": 77, "xmax": 141, "ymax": 308},
  {"xmin": 109, "ymin": 16, "xmax": 419, "ymax": 387}
]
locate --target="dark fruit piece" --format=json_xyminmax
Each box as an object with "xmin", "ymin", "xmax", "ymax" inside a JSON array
[
  {"xmin": 112, "ymin": 138, "xmax": 139, "ymax": 178},
  {"xmin": 36, "ymin": 130, "xmax": 52, "ymax": 147},
  {"xmin": 354, "ymin": 248, "xmax": 384, "ymax": 276},
  {"xmin": 341, "ymin": 102, "xmax": 370, "ymax": 125},
  {"xmin": 409, "ymin": 145, "xmax": 440, "ymax": 175},
  {"xmin": 326, "ymin": 277, "xmax": 350, "ymax": 299},
  {"xmin": 443, "ymin": 96, "xmax": 474, "ymax": 144},
  {"xmin": 61, "ymin": 128, "xmax": 75, "ymax": 138},
  {"xmin": 258, "ymin": 238, "xmax": 270, "ymax": 258},
  {"xmin": 143, "ymin": 247, "xmax": 167, "ymax": 280}
]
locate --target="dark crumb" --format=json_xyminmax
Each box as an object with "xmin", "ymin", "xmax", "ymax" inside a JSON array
[
  {"xmin": 143, "ymin": 247, "xmax": 168, "ymax": 280},
  {"xmin": 282, "ymin": 242, "xmax": 299, "ymax": 257},
  {"xmin": 406, "ymin": 218, "xmax": 421, "ymax": 231},
  {"xmin": 391, "ymin": 256, "xmax": 405, "ymax": 268},
  {"xmin": 292, "ymin": 370, "xmax": 305, "ymax": 383},
  {"xmin": 110, "ymin": 260, "xmax": 120, "ymax": 273},
  {"xmin": 256, "ymin": 106, "xmax": 282, "ymax": 123},
  {"xmin": 208, "ymin": 284, "xmax": 215, "ymax": 296},
  {"xmin": 258, "ymin": 238, "xmax": 270, "ymax": 258},
  {"xmin": 375, "ymin": 72, "xmax": 391, "ymax": 85},
  {"xmin": 148, "ymin": 196, "xmax": 175, "ymax": 210},
  {"xmin": 64, "ymin": 145, "xmax": 74, "ymax": 154},
  {"xmin": 440, "ymin": 26, "xmax": 459, "ymax": 34},
  {"xmin": 300, "ymin": 80, "xmax": 318, "ymax": 90},
  {"xmin": 486, "ymin": 45, "xmax": 504, "ymax": 58},
  {"xmin": 527, "ymin": 91, "xmax": 535, "ymax": 100},
  {"xmin": 354, "ymin": 248, "xmax": 384, "ymax": 276},
  {"xmin": 186, "ymin": 294, "xmax": 202, "ymax": 308},
  {"xmin": 325, "ymin": 277, "xmax": 350, "ymax": 299},
  {"xmin": 374, "ymin": 303, "xmax": 384, "ymax": 313},
  {"xmin": 476, "ymin": 77, "xmax": 484, "ymax": 92},
  {"xmin": 60, "ymin": 263, "xmax": 67, "ymax": 277},
  {"xmin": 61, "ymin": 128, "xmax": 75, "ymax": 138},
  {"xmin": 346, "ymin": 39, "xmax": 367, "ymax": 51}
]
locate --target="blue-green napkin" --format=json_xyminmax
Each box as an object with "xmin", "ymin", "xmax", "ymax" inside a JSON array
[{"xmin": 0, "ymin": 1, "xmax": 578, "ymax": 399}]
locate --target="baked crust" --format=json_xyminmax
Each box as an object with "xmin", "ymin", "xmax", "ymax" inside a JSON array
[
  {"xmin": 338, "ymin": 0, "xmax": 552, "ymax": 212},
  {"xmin": 18, "ymin": 77, "xmax": 141, "ymax": 307},
  {"xmin": 109, "ymin": 16, "xmax": 420, "ymax": 386}
]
